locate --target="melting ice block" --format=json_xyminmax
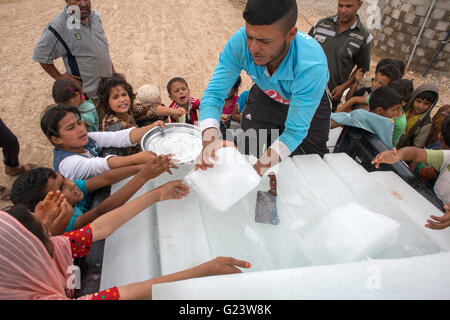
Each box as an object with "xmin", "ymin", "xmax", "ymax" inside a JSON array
[
  {"xmin": 299, "ymin": 203, "xmax": 400, "ymax": 265},
  {"xmin": 152, "ymin": 252, "xmax": 450, "ymax": 300},
  {"xmin": 184, "ymin": 147, "xmax": 261, "ymax": 212}
]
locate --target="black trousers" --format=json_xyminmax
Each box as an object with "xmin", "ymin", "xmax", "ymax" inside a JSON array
[
  {"xmin": 237, "ymin": 84, "xmax": 331, "ymax": 158},
  {"xmin": 0, "ymin": 118, "xmax": 20, "ymax": 167}
]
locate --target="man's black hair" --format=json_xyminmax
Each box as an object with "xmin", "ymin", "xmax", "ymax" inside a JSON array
[
  {"xmin": 369, "ymin": 86, "xmax": 403, "ymax": 111},
  {"xmin": 243, "ymin": 0, "xmax": 298, "ymax": 32},
  {"xmin": 10, "ymin": 168, "xmax": 57, "ymax": 211}
]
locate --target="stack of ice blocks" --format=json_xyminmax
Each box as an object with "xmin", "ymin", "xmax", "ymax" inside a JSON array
[{"xmin": 101, "ymin": 153, "xmax": 450, "ymax": 298}]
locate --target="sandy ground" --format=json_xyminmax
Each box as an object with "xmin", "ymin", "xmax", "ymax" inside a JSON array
[{"xmin": 0, "ymin": 0, "xmax": 448, "ymax": 209}]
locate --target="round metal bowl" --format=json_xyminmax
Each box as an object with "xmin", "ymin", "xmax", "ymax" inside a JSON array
[{"xmin": 141, "ymin": 123, "xmax": 202, "ymax": 164}]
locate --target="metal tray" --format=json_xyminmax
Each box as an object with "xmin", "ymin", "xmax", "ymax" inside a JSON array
[{"xmin": 141, "ymin": 123, "xmax": 202, "ymax": 164}]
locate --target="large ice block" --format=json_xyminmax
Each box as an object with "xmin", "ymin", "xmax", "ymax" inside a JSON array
[
  {"xmin": 197, "ymin": 188, "xmax": 278, "ymax": 272},
  {"xmin": 184, "ymin": 147, "xmax": 261, "ymax": 212},
  {"xmin": 101, "ymin": 151, "xmax": 450, "ymax": 298},
  {"xmin": 323, "ymin": 153, "xmax": 441, "ymax": 259},
  {"xmin": 154, "ymin": 167, "xmax": 213, "ymax": 275},
  {"xmin": 298, "ymin": 203, "xmax": 400, "ymax": 265},
  {"xmin": 370, "ymin": 171, "xmax": 450, "ymax": 251},
  {"xmin": 152, "ymin": 252, "xmax": 450, "ymax": 300},
  {"xmin": 323, "ymin": 153, "xmax": 388, "ymax": 207},
  {"xmin": 100, "ymin": 178, "xmax": 160, "ymax": 290},
  {"xmin": 292, "ymin": 154, "xmax": 359, "ymax": 216}
]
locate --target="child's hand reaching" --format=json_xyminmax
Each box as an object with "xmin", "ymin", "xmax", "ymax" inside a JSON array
[
  {"xmin": 139, "ymin": 154, "xmax": 179, "ymax": 180},
  {"xmin": 171, "ymin": 108, "xmax": 186, "ymax": 117},
  {"xmin": 135, "ymin": 150, "xmax": 157, "ymax": 163},
  {"xmin": 34, "ymin": 191, "xmax": 73, "ymax": 236},
  {"xmin": 371, "ymin": 148, "xmax": 401, "ymax": 168},
  {"xmin": 425, "ymin": 204, "xmax": 450, "ymax": 230},
  {"xmin": 149, "ymin": 120, "xmax": 165, "ymax": 130},
  {"xmin": 155, "ymin": 180, "xmax": 190, "ymax": 202},
  {"xmin": 195, "ymin": 256, "xmax": 251, "ymax": 277}
]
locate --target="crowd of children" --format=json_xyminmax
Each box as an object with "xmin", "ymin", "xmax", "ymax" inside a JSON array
[
  {"xmin": 0, "ymin": 72, "xmax": 253, "ymax": 299},
  {"xmin": 330, "ymin": 57, "xmax": 449, "ymax": 228},
  {"xmin": 4, "ymin": 69, "xmax": 251, "ymax": 230},
  {"xmin": 1, "ymin": 38, "xmax": 449, "ymax": 300}
]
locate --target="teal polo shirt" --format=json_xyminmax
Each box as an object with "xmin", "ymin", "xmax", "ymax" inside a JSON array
[{"xmin": 200, "ymin": 27, "xmax": 329, "ymax": 154}]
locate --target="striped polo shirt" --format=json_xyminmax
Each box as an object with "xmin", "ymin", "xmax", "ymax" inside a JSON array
[{"xmin": 308, "ymin": 15, "xmax": 373, "ymax": 92}]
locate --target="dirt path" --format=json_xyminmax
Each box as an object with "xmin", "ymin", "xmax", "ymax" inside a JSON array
[{"xmin": 0, "ymin": 0, "xmax": 448, "ymax": 209}]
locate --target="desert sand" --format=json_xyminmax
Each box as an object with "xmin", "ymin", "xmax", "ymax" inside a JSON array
[{"xmin": 0, "ymin": 0, "xmax": 448, "ymax": 208}]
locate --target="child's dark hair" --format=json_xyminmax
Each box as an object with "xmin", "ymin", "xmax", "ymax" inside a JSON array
[
  {"xmin": 388, "ymin": 79, "xmax": 414, "ymax": 103},
  {"xmin": 416, "ymin": 91, "xmax": 437, "ymax": 104},
  {"xmin": 3, "ymin": 204, "xmax": 54, "ymax": 257},
  {"xmin": 243, "ymin": 0, "xmax": 297, "ymax": 32},
  {"xmin": 392, "ymin": 59, "xmax": 405, "ymax": 78},
  {"xmin": 376, "ymin": 64, "xmax": 401, "ymax": 83},
  {"xmin": 11, "ymin": 168, "xmax": 57, "ymax": 211},
  {"xmin": 97, "ymin": 73, "xmax": 136, "ymax": 116},
  {"xmin": 167, "ymin": 77, "xmax": 188, "ymax": 95},
  {"xmin": 376, "ymin": 58, "xmax": 393, "ymax": 71},
  {"xmin": 369, "ymin": 87, "xmax": 403, "ymax": 111},
  {"xmin": 441, "ymin": 114, "xmax": 450, "ymax": 147},
  {"xmin": 40, "ymin": 104, "xmax": 81, "ymax": 141},
  {"xmin": 376, "ymin": 58, "xmax": 405, "ymax": 78},
  {"xmin": 52, "ymin": 78, "xmax": 81, "ymax": 104}
]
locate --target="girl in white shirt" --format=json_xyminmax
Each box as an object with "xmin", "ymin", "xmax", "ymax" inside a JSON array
[{"xmin": 40, "ymin": 104, "xmax": 174, "ymax": 180}]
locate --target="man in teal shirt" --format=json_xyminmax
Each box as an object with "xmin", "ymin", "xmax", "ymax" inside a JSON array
[{"xmin": 197, "ymin": 0, "xmax": 331, "ymax": 177}]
